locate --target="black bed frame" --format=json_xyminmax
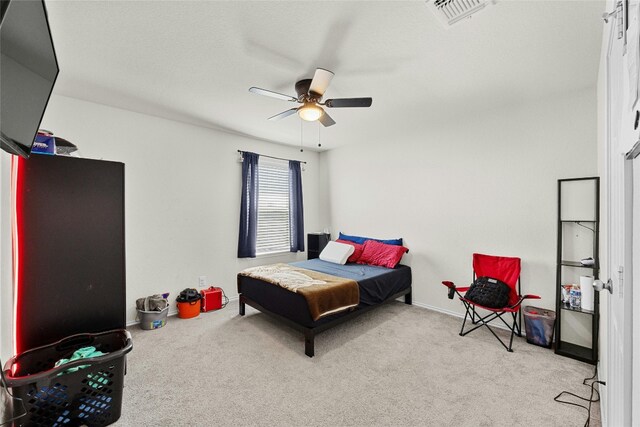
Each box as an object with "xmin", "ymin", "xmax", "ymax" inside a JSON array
[{"xmin": 239, "ymin": 288, "xmax": 412, "ymax": 357}]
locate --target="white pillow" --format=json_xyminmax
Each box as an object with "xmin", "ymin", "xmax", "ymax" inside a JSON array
[{"xmin": 319, "ymin": 241, "xmax": 355, "ymax": 265}]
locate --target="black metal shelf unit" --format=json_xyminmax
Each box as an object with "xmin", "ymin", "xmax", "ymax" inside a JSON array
[{"xmin": 555, "ymin": 177, "xmax": 600, "ymax": 365}]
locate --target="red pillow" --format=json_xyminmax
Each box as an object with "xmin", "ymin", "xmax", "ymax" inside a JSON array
[
  {"xmin": 336, "ymin": 239, "xmax": 364, "ymax": 263},
  {"xmin": 357, "ymin": 240, "xmax": 408, "ymax": 269}
]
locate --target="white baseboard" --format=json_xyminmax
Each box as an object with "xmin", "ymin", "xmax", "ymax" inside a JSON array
[
  {"xmin": 410, "ymin": 300, "xmax": 467, "ymax": 320},
  {"xmin": 410, "ymin": 299, "xmax": 523, "ymax": 334},
  {"xmin": 127, "ymin": 295, "xmax": 239, "ymax": 327},
  {"xmin": 127, "ymin": 295, "xmax": 519, "ymax": 336}
]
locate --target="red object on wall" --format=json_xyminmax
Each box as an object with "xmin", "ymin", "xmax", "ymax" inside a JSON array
[
  {"xmin": 11, "ymin": 156, "xmax": 25, "ymax": 356},
  {"xmin": 200, "ymin": 287, "xmax": 223, "ymax": 312}
]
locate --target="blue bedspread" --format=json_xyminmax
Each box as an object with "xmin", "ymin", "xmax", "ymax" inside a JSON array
[
  {"xmin": 291, "ymin": 259, "xmax": 392, "ymax": 280},
  {"xmin": 290, "ymin": 258, "xmax": 412, "ymax": 306}
]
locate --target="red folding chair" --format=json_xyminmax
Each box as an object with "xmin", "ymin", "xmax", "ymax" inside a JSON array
[{"xmin": 442, "ymin": 253, "xmax": 540, "ymax": 352}]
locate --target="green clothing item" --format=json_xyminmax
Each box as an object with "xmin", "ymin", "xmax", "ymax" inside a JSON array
[{"xmin": 54, "ymin": 346, "xmax": 105, "ymax": 373}]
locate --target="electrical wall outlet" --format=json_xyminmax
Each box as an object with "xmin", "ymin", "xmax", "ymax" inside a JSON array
[{"xmin": 198, "ymin": 276, "xmax": 207, "ymax": 288}]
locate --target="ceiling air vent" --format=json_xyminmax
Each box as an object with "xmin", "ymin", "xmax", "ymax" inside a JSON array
[{"xmin": 426, "ymin": 0, "xmax": 494, "ymax": 27}]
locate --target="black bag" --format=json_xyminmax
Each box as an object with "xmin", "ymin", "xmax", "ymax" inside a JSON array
[
  {"xmin": 177, "ymin": 288, "xmax": 201, "ymax": 303},
  {"xmin": 465, "ymin": 276, "xmax": 511, "ymax": 308}
]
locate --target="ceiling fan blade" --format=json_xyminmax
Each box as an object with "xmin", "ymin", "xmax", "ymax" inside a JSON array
[
  {"xmin": 318, "ymin": 111, "xmax": 336, "ymax": 127},
  {"xmin": 268, "ymin": 108, "xmax": 299, "ymax": 121},
  {"xmin": 309, "ymin": 68, "xmax": 334, "ymax": 97},
  {"xmin": 325, "ymin": 97, "xmax": 372, "ymax": 108},
  {"xmin": 249, "ymin": 87, "xmax": 298, "ymax": 102}
]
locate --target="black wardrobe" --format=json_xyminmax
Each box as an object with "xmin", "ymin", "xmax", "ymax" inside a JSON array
[{"xmin": 14, "ymin": 154, "xmax": 125, "ymax": 353}]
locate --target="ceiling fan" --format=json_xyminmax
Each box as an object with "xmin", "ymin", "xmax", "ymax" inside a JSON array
[{"xmin": 249, "ymin": 68, "xmax": 372, "ymax": 127}]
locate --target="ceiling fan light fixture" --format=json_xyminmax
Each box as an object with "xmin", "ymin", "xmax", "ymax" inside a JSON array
[
  {"xmin": 298, "ymin": 103, "xmax": 324, "ymax": 122},
  {"xmin": 249, "ymin": 68, "xmax": 373, "ymax": 127}
]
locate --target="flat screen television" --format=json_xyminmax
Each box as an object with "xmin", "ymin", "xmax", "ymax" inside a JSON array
[{"xmin": 0, "ymin": 0, "xmax": 58, "ymax": 158}]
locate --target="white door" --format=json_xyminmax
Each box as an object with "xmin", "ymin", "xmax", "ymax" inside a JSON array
[
  {"xmin": 632, "ymin": 153, "xmax": 640, "ymax": 427},
  {"xmin": 602, "ymin": 0, "xmax": 637, "ymax": 425}
]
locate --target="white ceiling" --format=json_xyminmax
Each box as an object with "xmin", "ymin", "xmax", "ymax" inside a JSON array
[{"xmin": 45, "ymin": 0, "xmax": 605, "ymax": 151}]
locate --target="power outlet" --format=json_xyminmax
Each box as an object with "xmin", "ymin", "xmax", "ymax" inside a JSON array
[{"xmin": 198, "ymin": 276, "xmax": 207, "ymax": 288}]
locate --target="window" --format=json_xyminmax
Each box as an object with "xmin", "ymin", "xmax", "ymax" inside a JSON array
[
  {"xmin": 256, "ymin": 157, "xmax": 290, "ymax": 255},
  {"xmin": 237, "ymin": 151, "xmax": 304, "ymax": 259}
]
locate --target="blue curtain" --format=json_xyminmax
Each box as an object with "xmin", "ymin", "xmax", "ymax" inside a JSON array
[
  {"xmin": 289, "ymin": 160, "xmax": 305, "ymax": 252},
  {"xmin": 238, "ymin": 152, "xmax": 259, "ymax": 258}
]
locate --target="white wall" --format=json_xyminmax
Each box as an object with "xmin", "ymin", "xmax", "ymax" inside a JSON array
[
  {"xmin": 320, "ymin": 88, "xmax": 598, "ymax": 322},
  {"xmin": 39, "ymin": 94, "xmax": 322, "ymax": 324}
]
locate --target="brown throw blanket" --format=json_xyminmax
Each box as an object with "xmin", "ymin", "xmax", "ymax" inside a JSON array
[{"xmin": 238, "ymin": 263, "xmax": 359, "ymax": 321}]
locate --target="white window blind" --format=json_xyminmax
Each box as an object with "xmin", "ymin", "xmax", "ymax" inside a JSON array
[{"xmin": 256, "ymin": 157, "xmax": 290, "ymax": 255}]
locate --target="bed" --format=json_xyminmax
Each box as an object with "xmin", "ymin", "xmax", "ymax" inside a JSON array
[{"xmin": 237, "ymin": 258, "xmax": 412, "ymax": 357}]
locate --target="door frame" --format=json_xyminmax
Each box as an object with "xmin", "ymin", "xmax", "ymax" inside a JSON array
[{"xmin": 629, "ymin": 146, "xmax": 640, "ymax": 427}]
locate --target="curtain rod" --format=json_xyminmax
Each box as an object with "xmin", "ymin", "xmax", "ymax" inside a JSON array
[{"xmin": 237, "ymin": 149, "xmax": 307, "ymax": 164}]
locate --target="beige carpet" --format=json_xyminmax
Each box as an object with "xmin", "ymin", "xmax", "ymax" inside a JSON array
[{"xmin": 115, "ymin": 300, "xmax": 601, "ymax": 426}]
